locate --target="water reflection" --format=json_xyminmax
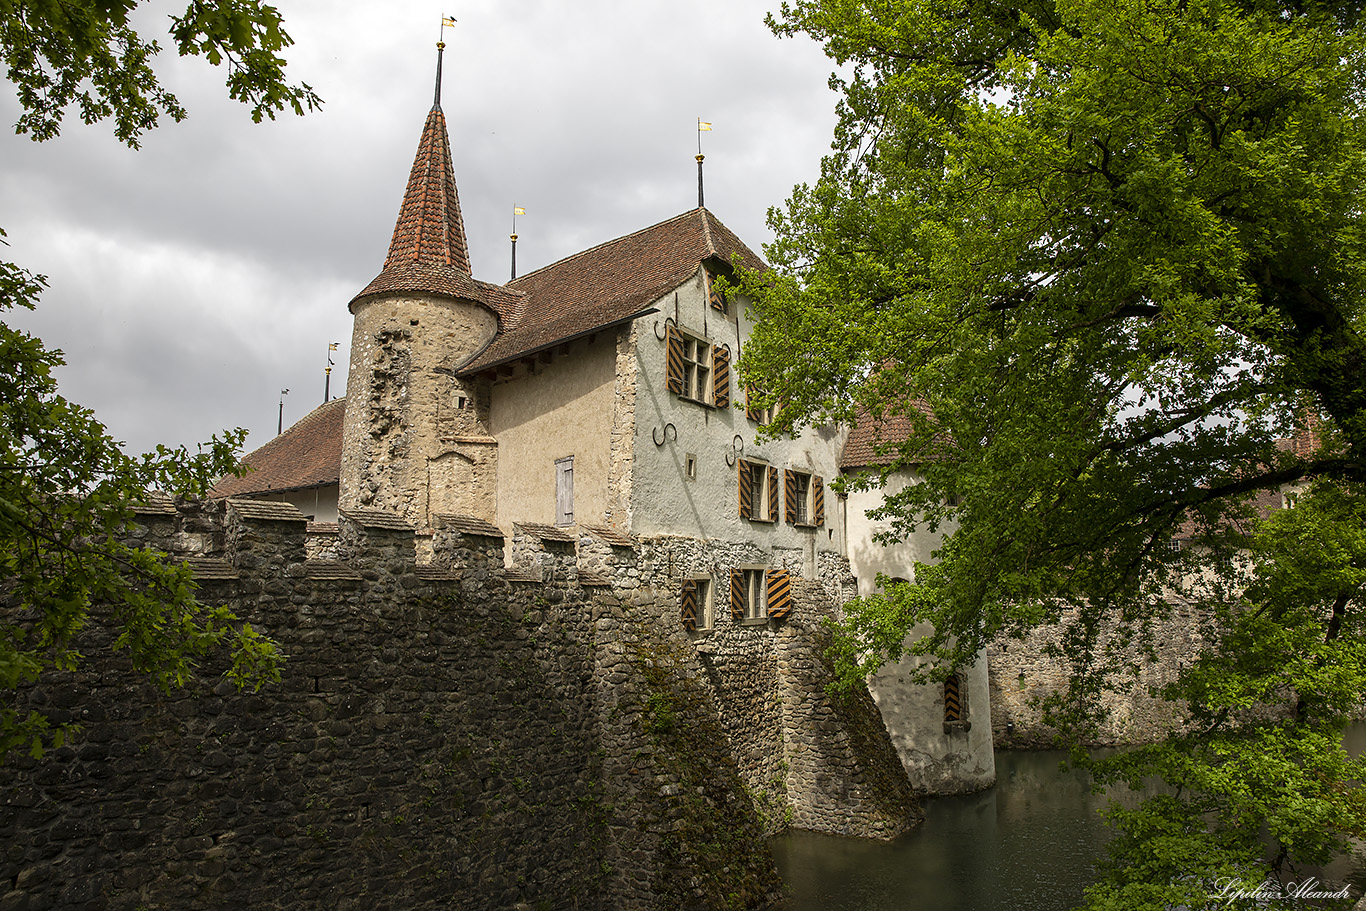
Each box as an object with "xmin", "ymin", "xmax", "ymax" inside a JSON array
[
  {"xmin": 772, "ymin": 750, "xmax": 1115, "ymax": 911},
  {"xmin": 774, "ymin": 727, "xmax": 1366, "ymax": 911}
]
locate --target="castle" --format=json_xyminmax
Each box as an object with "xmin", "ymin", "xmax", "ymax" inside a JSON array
[{"xmin": 211, "ymin": 45, "xmax": 998, "ymax": 795}]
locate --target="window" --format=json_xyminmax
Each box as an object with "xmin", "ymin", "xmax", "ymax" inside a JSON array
[
  {"xmin": 681, "ymin": 576, "xmax": 714, "ymax": 631},
  {"xmin": 732, "ymin": 567, "xmax": 766, "ymax": 621},
  {"xmin": 943, "ymin": 674, "xmax": 963, "ymax": 723},
  {"xmin": 745, "ymin": 386, "xmax": 779, "ymax": 425},
  {"xmin": 943, "ymin": 670, "xmax": 971, "ymax": 733},
  {"xmin": 738, "ymin": 459, "xmax": 777, "ymax": 522},
  {"xmin": 783, "ymin": 470, "xmax": 826, "ymax": 527},
  {"xmin": 555, "ymin": 456, "xmax": 574, "ymax": 526},
  {"xmin": 681, "ymin": 335, "xmax": 710, "ymax": 401},
  {"xmin": 729, "ymin": 566, "xmax": 793, "ymax": 622},
  {"xmin": 666, "ymin": 325, "xmax": 729, "ymax": 407},
  {"xmin": 685, "ymin": 452, "xmax": 697, "ymax": 481},
  {"xmin": 707, "ymin": 267, "xmax": 729, "ymax": 315}
]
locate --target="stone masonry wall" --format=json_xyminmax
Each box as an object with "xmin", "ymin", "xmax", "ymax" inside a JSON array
[
  {"xmin": 0, "ymin": 500, "xmax": 911, "ymax": 910},
  {"xmin": 986, "ymin": 600, "xmax": 1207, "ymax": 748},
  {"xmin": 630, "ymin": 535, "xmax": 920, "ymax": 840},
  {"xmin": 0, "ymin": 502, "xmax": 773, "ymax": 911}
]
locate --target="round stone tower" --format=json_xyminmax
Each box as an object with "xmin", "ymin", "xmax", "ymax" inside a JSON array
[{"xmin": 339, "ymin": 44, "xmax": 519, "ymax": 528}]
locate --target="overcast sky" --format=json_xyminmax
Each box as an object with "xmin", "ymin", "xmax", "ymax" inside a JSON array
[{"xmin": 0, "ymin": 0, "xmax": 840, "ymax": 458}]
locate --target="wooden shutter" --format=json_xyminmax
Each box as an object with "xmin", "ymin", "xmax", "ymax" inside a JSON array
[
  {"xmin": 737, "ymin": 460, "xmax": 752, "ymax": 519},
  {"xmin": 708, "ymin": 272, "xmax": 727, "ymax": 311},
  {"xmin": 730, "ymin": 568, "xmax": 745, "ymax": 620},
  {"xmin": 712, "ymin": 346, "xmax": 730, "ymax": 408},
  {"xmin": 784, "ymin": 469, "xmax": 798, "ymax": 525},
  {"xmin": 813, "ymin": 475, "xmax": 825, "ymax": 527},
  {"xmin": 745, "ymin": 386, "xmax": 762, "ymax": 422},
  {"xmin": 766, "ymin": 568, "xmax": 792, "ymax": 620},
  {"xmin": 944, "ymin": 674, "xmax": 963, "ymax": 722},
  {"xmin": 680, "ymin": 579, "xmax": 698, "ymax": 631},
  {"xmin": 767, "ymin": 465, "xmax": 779, "ymax": 522},
  {"xmin": 665, "ymin": 324, "xmax": 684, "ymax": 394}
]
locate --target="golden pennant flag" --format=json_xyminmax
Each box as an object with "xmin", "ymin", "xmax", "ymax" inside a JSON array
[
  {"xmin": 698, "ymin": 120, "xmax": 713, "ymax": 131},
  {"xmin": 513, "ymin": 207, "xmax": 526, "ymax": 216},
  {"xmin": 442, "ymin": 16, "xmax": 457, "ymax": 27}
]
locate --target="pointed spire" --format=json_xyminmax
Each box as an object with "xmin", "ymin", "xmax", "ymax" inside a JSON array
[
  {"xmin": 380, "ymin": 101, "xmax": 472, "ymax": 274},
  {"xmin": 350, "ymin": 43, "xmax": 521, "ymax": 319}
]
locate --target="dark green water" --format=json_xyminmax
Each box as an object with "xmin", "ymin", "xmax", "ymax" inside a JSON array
[
  {"xmin": 772, "ymin": 750, "xmax": 1113, "ymax": 911},
  {"xmin": 774, "ymin": 726, "xmax": 1366, "ymax": 911}
]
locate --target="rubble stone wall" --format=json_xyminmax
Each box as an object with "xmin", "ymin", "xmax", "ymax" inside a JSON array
[{"xmin": 0, "ymin": 500, "xmax": 916, "ymax": 911}]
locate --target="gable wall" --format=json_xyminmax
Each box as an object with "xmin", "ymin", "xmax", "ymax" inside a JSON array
[
  {"xmin": 630, "ymin": 269, "xmax": 847, "ymax": 575},
  {"xmin": 488, "ymin": 331, "xmax": 619, "ymax": 531}
]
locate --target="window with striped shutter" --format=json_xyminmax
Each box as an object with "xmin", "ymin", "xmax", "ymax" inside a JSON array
[
  {"xmin": 784, "ymin": 469, "xmax": 798, "ymax": 525},
  {"xmin": 712, "ymin": 346, "xmax": 730, "ymax": 407},
  {"xmin": 730, "ymin": 568, "xmax": 745, "ymax": 620},
  {"xmin": 813, "ymin": 475, "xmax": 825, "ymax": 526},
  {"xmin": 766, "ymin": 568, "xmax": 792, "ymax": 620},
  {"xmin": 665, "ymin": 324, "xmax": 684, "ymax": 394},
  {"xmin": 680, "ymin": 579, "xmax": 698, "ymax": 631},
  {"xmin": 708, "ymin": 271, "xmax": 728, "ymax": 312},
  {"xmin": 766, "ymin": 465, "xmax": 779, "ymax": 522},
  {"xmin": 737, "ymin": 459, "xmax": 752, "ymax": 518},
  {"xmin": 944, "ymin": 674, "xmax": 963, "ymax": 722},
  {"xmin": 745, "ymin": 385, "xmax": 763, "ymax": 422}
]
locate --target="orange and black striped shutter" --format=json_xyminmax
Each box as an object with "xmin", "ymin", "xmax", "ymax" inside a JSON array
[
  {"xmin": 944, "ymin": 674, "xmax": 962, "ymax": 722},
  {"xmin": 680, "ymin": 579, "xmax": 698, "ymax": 631},
  {"xmin": 745, "ymin": 386, "xmax": 762, "ymax": 422},
  {"xmin": 730, "ymin": 569, "xmax": 745, "ymax": 620},
  {"xmin": 737, "ymin": 460, "xmax": 752, "ymax": 518},
  {"xmin": 665, "ymin": 324, "xmax": 684, "ymax": 394},
  {"xmin": 712, "ymin": 346, "xmax": 730, "ymax": 407},
  {"xmin": 813, "ymin": 475, "xmax": 825, "ymax": 526},
  {"xmin": 709, "ymin": 272, "xmax": 727, "ymax": 311},
  {"xmin": 784, "ymin": 469, "xmax": 798, "ymax": 524},
  {"xmin": 766, "ymin": 568, "xmax": 793, "ymax": 619},
  {"xmin": 767, "ymin": 465, "xmax": 779, "ymax": 522}
]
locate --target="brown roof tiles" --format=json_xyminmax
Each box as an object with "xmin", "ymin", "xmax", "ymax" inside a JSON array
[
  {"xmin": 350, "ymin": 104, "xmax": 523, "ymax": 320},
  {"xmin": 210, "ymin": 398, "xmax": 344, "ymax": 498},
  {"xmin": 462, "ymin": 208, "xmax": 764, "ymax": 373},
  {"xmin": 840, "ymin": 400, "xmax": 944, "ymax": 470}
]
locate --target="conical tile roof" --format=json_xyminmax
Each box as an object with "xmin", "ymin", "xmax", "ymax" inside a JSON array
[{"xmin": 350, "ymin": 101, "xmax": 521, "ymax": 319}]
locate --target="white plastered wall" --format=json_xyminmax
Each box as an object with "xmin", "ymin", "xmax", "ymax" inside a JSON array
[
  {"xmin": 488, "ymin": 332, "xmax": 617, "ymax": 531},
  {"xmin": 846, "ymin": 468, "xmax": 996, "ymax": 795},
  {"xmin": 629, "ymin": 268, "xmax": 846, "ymax": 575}
]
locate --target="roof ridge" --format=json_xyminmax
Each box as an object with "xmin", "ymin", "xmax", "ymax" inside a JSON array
[
  {"xmin": 507, "ymin": 209, "xmax": 700, "ymax": 287},
  {"xmin": 698, "ymin": 207, "xmax": 718, "ymax": 258}
]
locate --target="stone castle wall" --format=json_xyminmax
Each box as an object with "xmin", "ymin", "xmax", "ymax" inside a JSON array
[
  {"xmin": 985, "ymin": 601, "xmax": 1207, "ymax": 748},
  {"xmin": 0, "ymin": 498, "xmax": 916, "ymax": 910}
]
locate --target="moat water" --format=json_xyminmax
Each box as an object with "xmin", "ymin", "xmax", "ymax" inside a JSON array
[{"xmin": 773, "ymin": 727, "xmax": 1366, "ymax": 911}]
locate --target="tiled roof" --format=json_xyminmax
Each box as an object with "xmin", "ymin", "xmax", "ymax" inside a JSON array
[
  {"xmin": 462, "ymin": 208, "xmax": 764, "ymax": 373},
  {"xmin": 840, "ymin": 400, "xmax": 943, "ymax": 470},
  {"xmin": 210, "ymin": 398, "xmax": 345, "ymax": 498},
  {"xmin": 224, "ymin": 499, "xmax": 308, "ymax": 523},
  {"xmin": 350, "ymin": 104, "xmax": 523, "ymax": 320},
  {"xmin": 341, "ymin": 508, "xmax": 413, "ymax": 532}
]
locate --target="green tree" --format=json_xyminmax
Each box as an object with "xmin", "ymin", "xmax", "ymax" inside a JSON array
[
  {"xmin": 744, "ymin": 1, "xmax": 1366, "ymax": 906},
  {"xmin": 0, "ymin": 0, "xmax": 315, "ymax": 759},
  {"xmin": 2, "ymin": 0, "xmax": 321, "ymax": 146}
]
